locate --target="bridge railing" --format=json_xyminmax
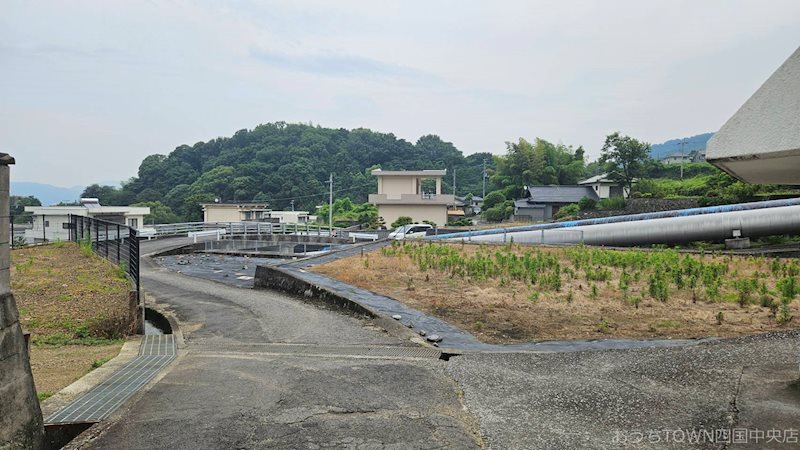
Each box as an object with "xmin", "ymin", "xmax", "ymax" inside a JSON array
[{"xmin": 142, "ymin": 221, "xmax": 338, "ymax": 239}]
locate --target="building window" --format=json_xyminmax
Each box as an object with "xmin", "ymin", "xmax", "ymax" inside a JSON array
[
  {"xmin": 128, "ymin": 218, "xmax": 138, "ymax": 228},
  {"xmin": 45, "ymin": 220, "xmax": 50, "ymax": 227},
  {"xmin": 594, "ymin": 186, "xmax": 598, "ymax": 191},
  {"xmin": 244, "ymin": 211, "xmax": 252, "ymax": 220}
]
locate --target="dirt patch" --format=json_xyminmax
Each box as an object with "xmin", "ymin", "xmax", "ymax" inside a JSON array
[
  {"xmin": 29, "ymin": 344, "xmax": 123, "ymax": 397},
  {"xmin": 12, "ymin": 242, "xmax": 133, "ymax": 340},
  {"xmin": 312, "ymin": 242, "xmax": 800, "ymax": 344},
  {"xmin": 11, "ymin": 243, "xmax": 131, "ymax": 398}
]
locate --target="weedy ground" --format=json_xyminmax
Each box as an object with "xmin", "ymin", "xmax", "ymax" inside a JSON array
[
  {"xmin": 312, "ymin": 241, "xmax": 800, "ymax": 344},
  {"xmin": 11, "ymin": 242, "xmax": 130, "ymax": 398}
]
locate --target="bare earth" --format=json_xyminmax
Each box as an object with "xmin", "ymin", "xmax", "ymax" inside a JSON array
[
  {"xmin": 28, "ymin": 344, "xmax": 123, "ymax": 397},
  {"xmin": 312, "ymin": 242, "xmax": 800, "ymax": 343},
  {"xmin": 11, "ymin": 243, "xmax": 130, "ymax": 398}
]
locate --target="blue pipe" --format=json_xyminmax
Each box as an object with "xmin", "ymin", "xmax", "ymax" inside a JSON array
[{"xmin": 429, "ymin": 197, "xmax": 800, "ymax": 240}]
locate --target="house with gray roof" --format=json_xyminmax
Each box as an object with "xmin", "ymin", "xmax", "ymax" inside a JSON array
[{"xmin": 514, "ymin": 185, "xmax": 599, "ymax": 221}]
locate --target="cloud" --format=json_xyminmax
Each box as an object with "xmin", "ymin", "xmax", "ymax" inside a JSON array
[{"xmin": 249, "ymin": 48, "xmax": 438, "ymax": 83}]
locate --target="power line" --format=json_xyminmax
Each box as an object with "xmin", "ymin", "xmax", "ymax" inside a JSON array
[{"xmin": 250, "ymin": 181, "xmax": 376, "ymax": 203}]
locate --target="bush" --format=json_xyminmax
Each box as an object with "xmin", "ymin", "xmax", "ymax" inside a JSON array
[
  {"xmin": 554, "ymin": 203, "xmax": 580, "ymax": 220},
  {"xmin": 597, "ymin": 196, "xmax": 626, "ymax": 210},
  {"xmin": 482, "ymin": 191, "xmax": 506, "ymax": 209},
  {"xmin": 391, "ymin": 216, "xmax": 413, "ymax": 228},
  {"xmin": 483, "ymin": 206, "xmax": 510, "ymax": 222},
  {"xmin": 577, "ymin": 196, "xmax": 596, "ymax": 211}
]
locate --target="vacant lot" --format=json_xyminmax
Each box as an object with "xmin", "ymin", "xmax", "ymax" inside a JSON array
[
  {"xmin": 313, "ymin": 242, "xmax": 800, "ymax": 343},
  {"xmin": 11, "ymin": 243, "xmax": 131, "ymax": 399}
]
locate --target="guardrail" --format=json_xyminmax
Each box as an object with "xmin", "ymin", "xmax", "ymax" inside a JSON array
[{"xmin": 142, "ymin": 221, "xmax": 338, "ymax": 239}]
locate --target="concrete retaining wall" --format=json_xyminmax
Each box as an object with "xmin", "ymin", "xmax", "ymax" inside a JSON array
[
  {"xmin": 254, "ymin": 266, "xmax": 376, "ymax": 318},
  {"xmin": 0, "ymin": 292, "xmax": 44, "ymax": 450}
]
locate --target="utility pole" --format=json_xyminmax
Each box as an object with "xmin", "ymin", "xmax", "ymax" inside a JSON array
[
  {"xmin": 453, "ymin": 168, "xmax": 456, "ymax": 196},
  {"xmin": 290, "ymin": 199, "xmax": 295, "ymax": 211},
  {"xmin": 327, "ymin": 173, "xmax": 333, "ymax": 236},
  {"xmin": 482, "ymin": 158, "xmax": 487, "ymax": 198},
  {"xmin": 679, "ymin": 140, "xmax": 687, "ymax": 180}
]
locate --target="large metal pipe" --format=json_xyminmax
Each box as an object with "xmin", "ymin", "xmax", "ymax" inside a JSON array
[{"xmin": 430, "ymin": 198, "xmax": 800, "ymax": 246}]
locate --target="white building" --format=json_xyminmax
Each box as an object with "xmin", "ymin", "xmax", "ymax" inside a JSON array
[
  {"xmin": 24, "ymin": 198, "xmax": 150, "ymax": 243},
  {"xmin": 270, "ymin": 211, "xmax": 311, "ymax": 224},
  {"xmin": 201, "ymin": 203, "xmax": 271, "ymax": 223},
  {"xmin": 577, "ymin": 174, "xmax": 628, "ymax": 199},
  {"xmin": 707, "ymin": 46, "xmax": 800, "ymax": 184},
  {"xmin": 368, "ymin": 169, "xmax": 454, "ymax": 227}
]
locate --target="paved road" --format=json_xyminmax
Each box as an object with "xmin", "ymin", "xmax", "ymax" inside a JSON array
[
  {"xmin": 81, "ymin": 239, "xmax": 482, "ymax": 449},
  {"xmin": 81, "ymin": 238, "xmax": 800, "ymax": 449}
]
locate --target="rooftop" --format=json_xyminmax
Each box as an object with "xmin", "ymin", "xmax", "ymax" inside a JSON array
[
  {"xmin": 521, "ymin": 185, "xmax": 599, "ymax": 204},
  {"xmin": 370, "ymin": 169, "xmax": 447, "ymax": 177}
]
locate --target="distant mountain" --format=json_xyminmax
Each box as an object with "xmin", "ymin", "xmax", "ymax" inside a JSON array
[
  {"xmin": 11, "ymin": 182, "xmax": 85, "ymax": 206},
  {"xmin": 650, "ymin": 132, "xmax": 714, "ymax": 161}
]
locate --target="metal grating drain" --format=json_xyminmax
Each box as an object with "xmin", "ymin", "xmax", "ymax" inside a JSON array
[
  {"xmin": 45, "ymin": 335, "xmax": 176, "ymax": 424},
  {"xmin": 191, "ymin": 343, "xmax": 442, "ymax": 359}
]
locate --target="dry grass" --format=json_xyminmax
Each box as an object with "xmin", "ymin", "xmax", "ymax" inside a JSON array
[
  {"xmin": 11, "ymin": 243, "xmax": 132, "ymax": 399},
  {"xmin": 29, "ymin": 344, "xmax": 123, "ymax": 398},
  {"xmin": 12, "ymin": 242, "xmax": 132, "ymax": 340},
  {"xmin": 312, "ymin": 242, "xmax": 800, "ymax": 344}
]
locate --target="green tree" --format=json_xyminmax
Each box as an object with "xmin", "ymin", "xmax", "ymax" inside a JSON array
[
  {"xmin": 599, "ymin": 132, "xmax": 651, "ymax": 196},
  {"xmin": 391, "ymin": 216, "xmax": 413, "ymax": 228},
  {"xmin": 10, "ymin": 195, "xmax": 41, "ymax": 223},
  {"xmin": 131, "ymin": 201, "xmax": 179, "ymax": 224}
]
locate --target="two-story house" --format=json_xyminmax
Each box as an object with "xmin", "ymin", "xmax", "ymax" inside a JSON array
[{"xmin": 368, "ymin": 169, "xmax": 454, "ymax": 227}]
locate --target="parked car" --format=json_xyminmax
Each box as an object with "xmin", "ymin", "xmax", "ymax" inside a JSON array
[{"xmin": 388, "ymin": 223, "xmax": 433, "ymax": 240}]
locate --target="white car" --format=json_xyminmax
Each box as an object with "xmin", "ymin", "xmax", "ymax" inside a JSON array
[{"xmin": 388, "ymin": 223, "xmax": 433, "ymax": 240}]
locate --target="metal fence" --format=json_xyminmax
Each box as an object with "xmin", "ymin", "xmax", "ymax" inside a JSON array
[
  {"xmin": 141, "ymin": 221, "xmax": 337, "ymax": 239},
  {"xmin": 69, "ymin": 215, "xmax": 140, "ymax": 309}
]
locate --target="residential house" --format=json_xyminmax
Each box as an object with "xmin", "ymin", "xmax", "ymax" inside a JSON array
[
  {"xmin": 660, "ymin": 153, "xmax": 693, "ymax": 165},
  {"xmin": 514, "ymin": 186, "xmax": 599, "ymax": 221},
  {"xmin": 707, "ymin": 46, "xmax": 800, "ymax": 185},
  {"xmin": 270, "ymin": 210, "xmax": 312, "ymax": 225},
  {"xmin": 24, "ymin": 198, "xmax": 150, "ymax": 243},
  {"xmin": 577, "ymin": 174, "xmax": 628, "ymax": 199},
  {"xmin": 368, "ymin": 169, "xmax": 454, "ymax": 226},
  {"xmin": 454, "ymin": 195, "xmax": 483, "ymax": 215},
  {"xmin": 201, "ymin": 203, "xmax": 272, "ymax": 223}
]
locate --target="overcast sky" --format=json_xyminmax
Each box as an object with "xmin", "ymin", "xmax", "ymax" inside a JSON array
[{"xmin": 2, "ymin": 0, "xmax": 799, "ymax": 187}]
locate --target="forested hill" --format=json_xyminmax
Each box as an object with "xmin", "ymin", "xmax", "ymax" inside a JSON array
[{"xmin": 92, "ymin": 122, "xmax": 493, "ymax": 221}]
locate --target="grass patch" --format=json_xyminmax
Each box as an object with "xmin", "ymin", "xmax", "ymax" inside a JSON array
[{"xmin": 37, "ymin": 392, "xmax": 53, "ymax": 402}]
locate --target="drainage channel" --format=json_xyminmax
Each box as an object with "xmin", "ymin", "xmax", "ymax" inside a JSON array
[{"xmin": 45, "ymin": 335, "xmax": 177, "ymax": 425}]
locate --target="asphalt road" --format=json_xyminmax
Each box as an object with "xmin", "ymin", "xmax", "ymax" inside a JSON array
[
  {"xmin": 80, "ymin": 238, "xmax": 800, "ymax": 449},
  {"xmin": 81, "ymin": 238, "xmax": 483, "ymax": 449}
]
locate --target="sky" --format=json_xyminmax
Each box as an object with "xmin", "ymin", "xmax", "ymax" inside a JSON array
[{"xmin": 2, "ymin": 0, "xmax": 799, "ymax": 187}]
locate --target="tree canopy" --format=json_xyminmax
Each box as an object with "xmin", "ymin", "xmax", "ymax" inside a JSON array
[{"xmin": 83, "ymin": 123, "xmax": 494, "ymax": 223}]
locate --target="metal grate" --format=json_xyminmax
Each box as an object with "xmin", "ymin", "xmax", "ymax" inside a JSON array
[
  {"xmin": 45, "ymin": 335, "xmax": 176, "ymax": 424},
  {"xmin": 191, "ymin": 343, "xmax": 441, "ymax": 359}
]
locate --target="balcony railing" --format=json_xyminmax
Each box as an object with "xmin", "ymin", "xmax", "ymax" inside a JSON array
[{"xmin": 368, "ymin": 193, "xmax": 455, "ymax": 205}]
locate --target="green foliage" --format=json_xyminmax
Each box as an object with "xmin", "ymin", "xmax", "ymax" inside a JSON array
[
  {"xmin": 494, "ymin": 138, "xmax": 586, "ymax": 188},
  {"xmin": 90, "ymin": 356, "xmax": 113, "ymax": 370},
  {"xmin": 577, "ymin": 196, "xmax": 596, "ymax": 211},
  {"xmin": 10, "ymin": 195, "xmax": 42, "ymax": 223},
  {"xmin": 318, "ymin": 197, "xmax": 380, "ymax": 227},
  {"xmin": 79, "ymin": 235, "xmax": 94, "ymax": 258},
  {"xmin": 448, "ymin": 217, "xmax": 473, "ymax": 226},
  {"xmin": 596, "ymin": 196, "xmax": 627, "ymax": 210},
  {"xmin": 391, "ymin": 216, "xmax": 414, "ymax": 228},
  {"xmin": 482, "ymin": 191, "xmax": 506, "ymax": 210},
  {"xmin": 130, "ymin": 201, "xmax": 179, "ymax": 224},
  {"xmin": 554, "ymin": 203, "xmax": 580, "ymax": 220},
  {"xmin": 599, "ymin": 132, "xmax": 651, "ymax": 195},
  {"xmin": 116, "ymin": 261, "xmax": 128, "ymax": 280},
  {"xmin": 77, "ymin": 123, "xmax": 495, "ymax": 220},
  {"xmin": 37, "ymin": 392, "xmax": 53, "ymax": 402}
]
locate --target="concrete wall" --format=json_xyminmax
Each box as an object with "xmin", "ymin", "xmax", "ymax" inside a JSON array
[
  {"xmin": 378, "ymin": 204, "xmax": 448, "ymax": 227},
  {"xmin": 379, "ymin": 176, "xmax": 417, "ymax": 196},
  {"xmin": 204, "ymin": 207, "xmax": 242, "ymax": 223},
  {"xmin": 0, "ymin": 160, "xmax": 45, "ymax": 450},
  {"xmin": 25, "ymin": 214, "xmax": 71, "ymax": 243}
]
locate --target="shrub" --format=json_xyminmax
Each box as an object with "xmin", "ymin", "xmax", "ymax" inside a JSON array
[
  {"xmin": 577, "ymin": 196, "xmax": 596, "ymax": 211},
  {"xmin": 597, "ymin": 196, "xmax": 626, "ymax": 210},
  {"xmin": 554, "ymin": 203, "xmax": 580, "ymax": 220},
  {"xmin": 391, "ymin": 216, "xmax": 413, "ymax": 228}
]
